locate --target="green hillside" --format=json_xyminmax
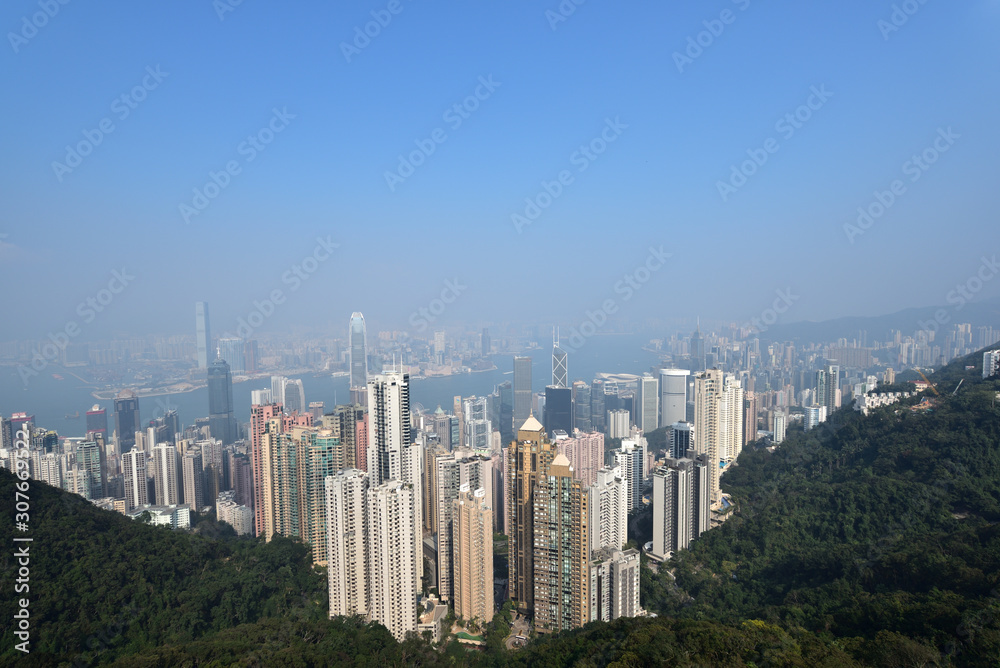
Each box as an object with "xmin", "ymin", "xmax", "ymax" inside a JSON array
[{"xmin": 642, "ymin": 349, "xmax": 1000, "ymax": 666}]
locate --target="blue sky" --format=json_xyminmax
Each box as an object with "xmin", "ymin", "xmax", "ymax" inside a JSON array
[{"xmin": 1, "ymin": 0, "xmax": 998, "ymax": 340}]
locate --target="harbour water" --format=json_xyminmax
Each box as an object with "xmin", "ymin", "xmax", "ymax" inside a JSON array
[{"xmin": 0, "ymin": 334, "xmax": 662, "ymax": 438}]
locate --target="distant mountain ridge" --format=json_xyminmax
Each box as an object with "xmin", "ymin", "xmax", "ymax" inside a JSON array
[{"xmin": 757, "ymin": 296, "xmax": 1000, "ymax": 344}]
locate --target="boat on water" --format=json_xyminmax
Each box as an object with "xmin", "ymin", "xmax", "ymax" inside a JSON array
[
  {"xmin": 52, "ymin": 373, "xmax": 64, "ymax": 380},
  {"xmin": 65, "ymin": 411, "xmax": 80, "ymax": 419}
]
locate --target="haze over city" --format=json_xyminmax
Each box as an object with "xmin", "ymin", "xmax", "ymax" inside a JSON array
[
  {"xmin": 2, "ymin": 1, "xmax": 999, "ymax": 340},
  {"xmin": 3, "ymin": 2, "xmax": 1000, "ymax": 666}
]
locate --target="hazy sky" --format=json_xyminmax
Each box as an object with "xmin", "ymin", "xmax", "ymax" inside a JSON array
[{"xmin": 2, "ymin": 1, "xmax": 998, "ymax": 341}]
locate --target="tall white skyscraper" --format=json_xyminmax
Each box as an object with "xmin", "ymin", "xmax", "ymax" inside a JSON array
[
  {"xmin": 350, "ymin": 312, "xmax": 368, "ymax": 390},
  {"xmin": 607, "ymin": 409, "xmax": 631, "ymax": 439},
  {"xmin": 122, "ymin": 449, "xmax": 148, "ymax": 510},
  {"xmin": 182, "ymin": 451, "xmax": 205, "ymax": 512},
  {"xmin": 693, "ymin": 369, "xmax": 723, "ymax": 506},
  {"xmin": 589, "ymin": 465, "xmax": 627, "ymax": 553},
  {"xmin": 719, "ymin": 375, "xmax": 744, "ymax": 463},
  {"xmin": 270, "ymin": 376, "xmax": 287, "ymax": 406},
  {"xmin": 658, "ymin": 369, "xmax": 690, "ymax": 428},
  {"xmin": 367, "ymin": 372, "xmax": 423, "ymax": 590},
  {"xmin": 637, "ymin": 374, "xmax": 659, "ymax": 434},
  {"xmin": 367, "ymin": 480, "xmax": 418, "ymax": 642},
  {"xmin": 613, "ymin": 440, "xmax": 646, "ymax": 511},
  {"xmin": 773, "ymin": 411, "xmax": 787, "ymax": 444},
  {"xmin": 436, "ymin": 452, "xmax": 494, "ymax": 601},
  {"xmin": 151, "ymin": 443, "xmax": 180, "ymax": 506},
  {"xmin": 326, "ymin": 469, "xmax": 370, "ymax": 618}
]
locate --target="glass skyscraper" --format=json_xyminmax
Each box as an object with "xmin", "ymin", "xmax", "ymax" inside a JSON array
[
  {"xmin": 349, "ymin": 312, "xmax": 368, "ymax": 390},
  {"xmin": 196, "ymin": 301, "xmax": 211, "ymax": 369},
  {"xmin": 208, "ymin": 358, "xmax": 236, "ymax": 444}
]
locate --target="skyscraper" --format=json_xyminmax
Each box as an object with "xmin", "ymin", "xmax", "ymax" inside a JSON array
[
  {"xmin": 651, "ymin": 455, "xmax": 710, "ymax": 561},
  {"xmin": 196, "ymin": 301, "xmax": 211, "ymax": 369},
  {"xmin": 552, "ymin": 332, "xmax": 568, "ymax": 388},
  {"xmin": 284, "ymin": 378, "xmax": 306, "ymax": 414},
  {"xmin": 513, "ymin": 356, "xmax": 532, "ymax": 428},
  {"xmin": 86, "ymin": 404, "xmax": 108, "ymax": 436},
  {"xmin": 669, "ymin": 421, "xmax": 694, "ymax": 459},
  {"xmin": 349, "ymin": 312, "xmax": 368, "ymax": 391},
  {"xmin": 182, "ymin": 451, "xmax": 205, "ymax": 512},
  {"xmin": 613, "ymin": 440, "xmax": 646, "ymax": 511},
  {"xmin": 436, "ymin": 452, "xmax": 494, "ymax": 601},
  {"xmin": 208, "ymin": 358, "xmax": 236, "ymax": 445},
  {"xmin": 151, "ymin": 442, "xmax": 181, "ymax": 505},
  {"xmin": 543, "ymin": 385, "xmax": 572, "ymax": 436},
  {"xmin": 773, "ymin": 411, "xmax": 787, "ymax": 444},
  {"xmin": 571, "ymin": 380, "xmax": 592, "ymax": 432},
  {"xmin": 690, "ymin": 324, "xmax": 705, "ymax": 372},
  {"xmin": 557, "ymin": 431, "xmax": 604, "ymax": 487},
  {"xmin": 453, "ymin": 485, "xmax": 494, "ymax": 625},
  {"xmin": 590, "ymin": 379, "xmax": 606, "ymax": 433},
  {"xmin": 658, "ymin": 369, "xmax": 690, "ymax": 428},
  {"xmin": 533, "ymin": 452, "xmax": 590, "ymax": 633},
  {"xmin": 122, "ymin": 449, "xmax": 148, "ymax": 510},
  {"xmin": 326, "ymin": 469, "xmax": 370, "ymax": 619},
  {"xmin": 77, "ymin": 440, "xmax": 106, "ymax": 500},
  {"xmin": 693, "ymin": 369, "xmax": 722, "ymax": 505},
  {"xmin": 481, "ymin": 327, "xmax": 491, "ymax": 357},
  {"xmin": 589, "ymin": 548, "xmax": 642, "ymax": 623},
  {"xmin": 114, "ymin": 390, "xmax": 140, "ymax": 452},
  {"xmin": 637, "ymin": 374, "xmax": 659, "ymax": 434},
  {"xmin": 367, "ymin": 480, "xmax": 418, "ymax": 642},
  {"xmin": 508, "ymin": 415, "xmax": 555, "ymax": 615},
  {"xmin": 589, "ymin": 465, "xmax": 627, "ymax": 552},
  {"xmin": 367, "ymin": 372, "xmax": 423, "ymax": 589},
  {"xmin": 218, "ymin": 337, "xmax": 246, "ymax": 375}
]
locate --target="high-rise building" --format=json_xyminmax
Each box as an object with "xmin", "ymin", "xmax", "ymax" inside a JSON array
[
  {"xmin": 984, "ymin": 350, "xmax": 1000, "ymax": 379},
  {"xmin": 326, "ymin": 469, "xmax": 370, "ymax": 619},
  {"xmin": 218, "ymin": 338, "xmax": 246, "ymax": 375},
  {"xmin": 508, "ymin": 415, "xmax": 555, "ymax": 615},
  {"xmin": 513, "ymin": 357, "xmax": 533, "ymax": 428},
  {"xmin": 462, "ymin": 396, "xmax": 492, "ymax": 451},
  {"xmin": 552, "ymin": 333, "xmax": 568, "ymax": 389},
  {"xmin": 259, "ymin": 423, "xmax": 340, "ymax": 565},
  {"xmin": 690, "ymin": 325, "xmax": 706, "ymax": 372},
  {"xmin": 349, "ymin": 312, "xmax": 368, "ymax": 391},
  {"xmin": 743, "ymin": 391, "xmax": 759, "ymax": 447},
  {"xmin": 367, "ymin": 480, "xmax": 418, "ymax": 642},
  {"xmin": 607, "ymin": 409, "xmax": 631, "ymax": 439},
  {"xmin": 651, "ymin": 455, "xmax": 710, "ymax": 561},
  {"xmin": 452, "ymin": 485, "xmax": 494, "ymax": 624},
  {"xmin": 557, "ymin": 431, "xmax": 604, "ymax": 487},
  {"xmin": 693, "ymin": 369, "xmax": 725, "ymax": 506},
  {"xmin": 77, "ymin": 440, "xmax": 106, "ymax": 500},
  {"xmin": 543, "ymin": 386, "xmax": 572, "ymax": 437},
  {"xmin": 182, "ymin": 451, "xmax": 205, "ymax": 512},
  {"xmin": 773, "ymin": 411, "xmax": 787, "ymax": 444},
  {"xmin": 492, "ymin": 381, "xmax": 514, "ymax": 444},
  {"xmin": 571, "ymin": 380, "xmax": 592, "ymax": 432},
  {"xmin": 533, "ymin": 452, "xmax": 590, "ymax": 633},
  {"xmin": 589, "ymin": 548, "xmax": 642, "ymax": 622},
  {"xmin": 326, "ymin": 404, "xmax": 366, "ymax": 471},
  {"xmin": 86, "ymin": 404, "xmax": 108, "ymax": 437},
  {"xmin": 614, "ymin": 440, "xmax": 646, "ymax": 511},
  {"xmin": 309, "ymin": 401, "xmax": 325, "ymax": 423},
  {"xmin": 208, "ymin": 358, "xmax": 236, "ymax": 445},
  {"xmin": 669, "ymin": 421, "xmax": 694, "ymax": 459},
  {"xmin": 589, "ymin": 465, "xmax": 627, "ymax": 552},
  {"xmin": 658, "ymin": 369, "xmax": 690, "ymax": 428},
  {"xmin": 270, "ymin": 376, "xmax": 287, "ymax": 406},
  {"xmin": 816, "ymin": 364, "xmax": 840, "ymax": 414},
  {"xmin": 637, "ymin": 374, "xmax": 659, "ymax": 434},
  {"xmin": 367, "ymin": 372, "xmax": 423, "ymax": 588},
  {"xmin": 151, "ymin": 443, "xmax": 181, "ymax": 506},
  {"xmin": 114, "ymin": 390, "xmax": 140, "ymax": 452},
  {"xmin": 196, "ymin": 301, "xmax": 211, "ymax": 369},
  {"xmin": 244, "ymin": 339, "xmax": 259, "ymax": 374},
  {"xmin": 436, "ymin": 452, "xmax": 494, "ymax": 601},
  {"xmin": 284, "ymin": 378, "xmax": 306, "ymax": 414},
  {"xmin": 481, "ymin": 327, "xmax": 491, "ymax": 357},
  {"xmin": 720, "ymin": 375, "xmax": 745, "ymax": 463},
  {"xmin": 590, "ymin": 379, "xmax": 607, "ymax": 433}
]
